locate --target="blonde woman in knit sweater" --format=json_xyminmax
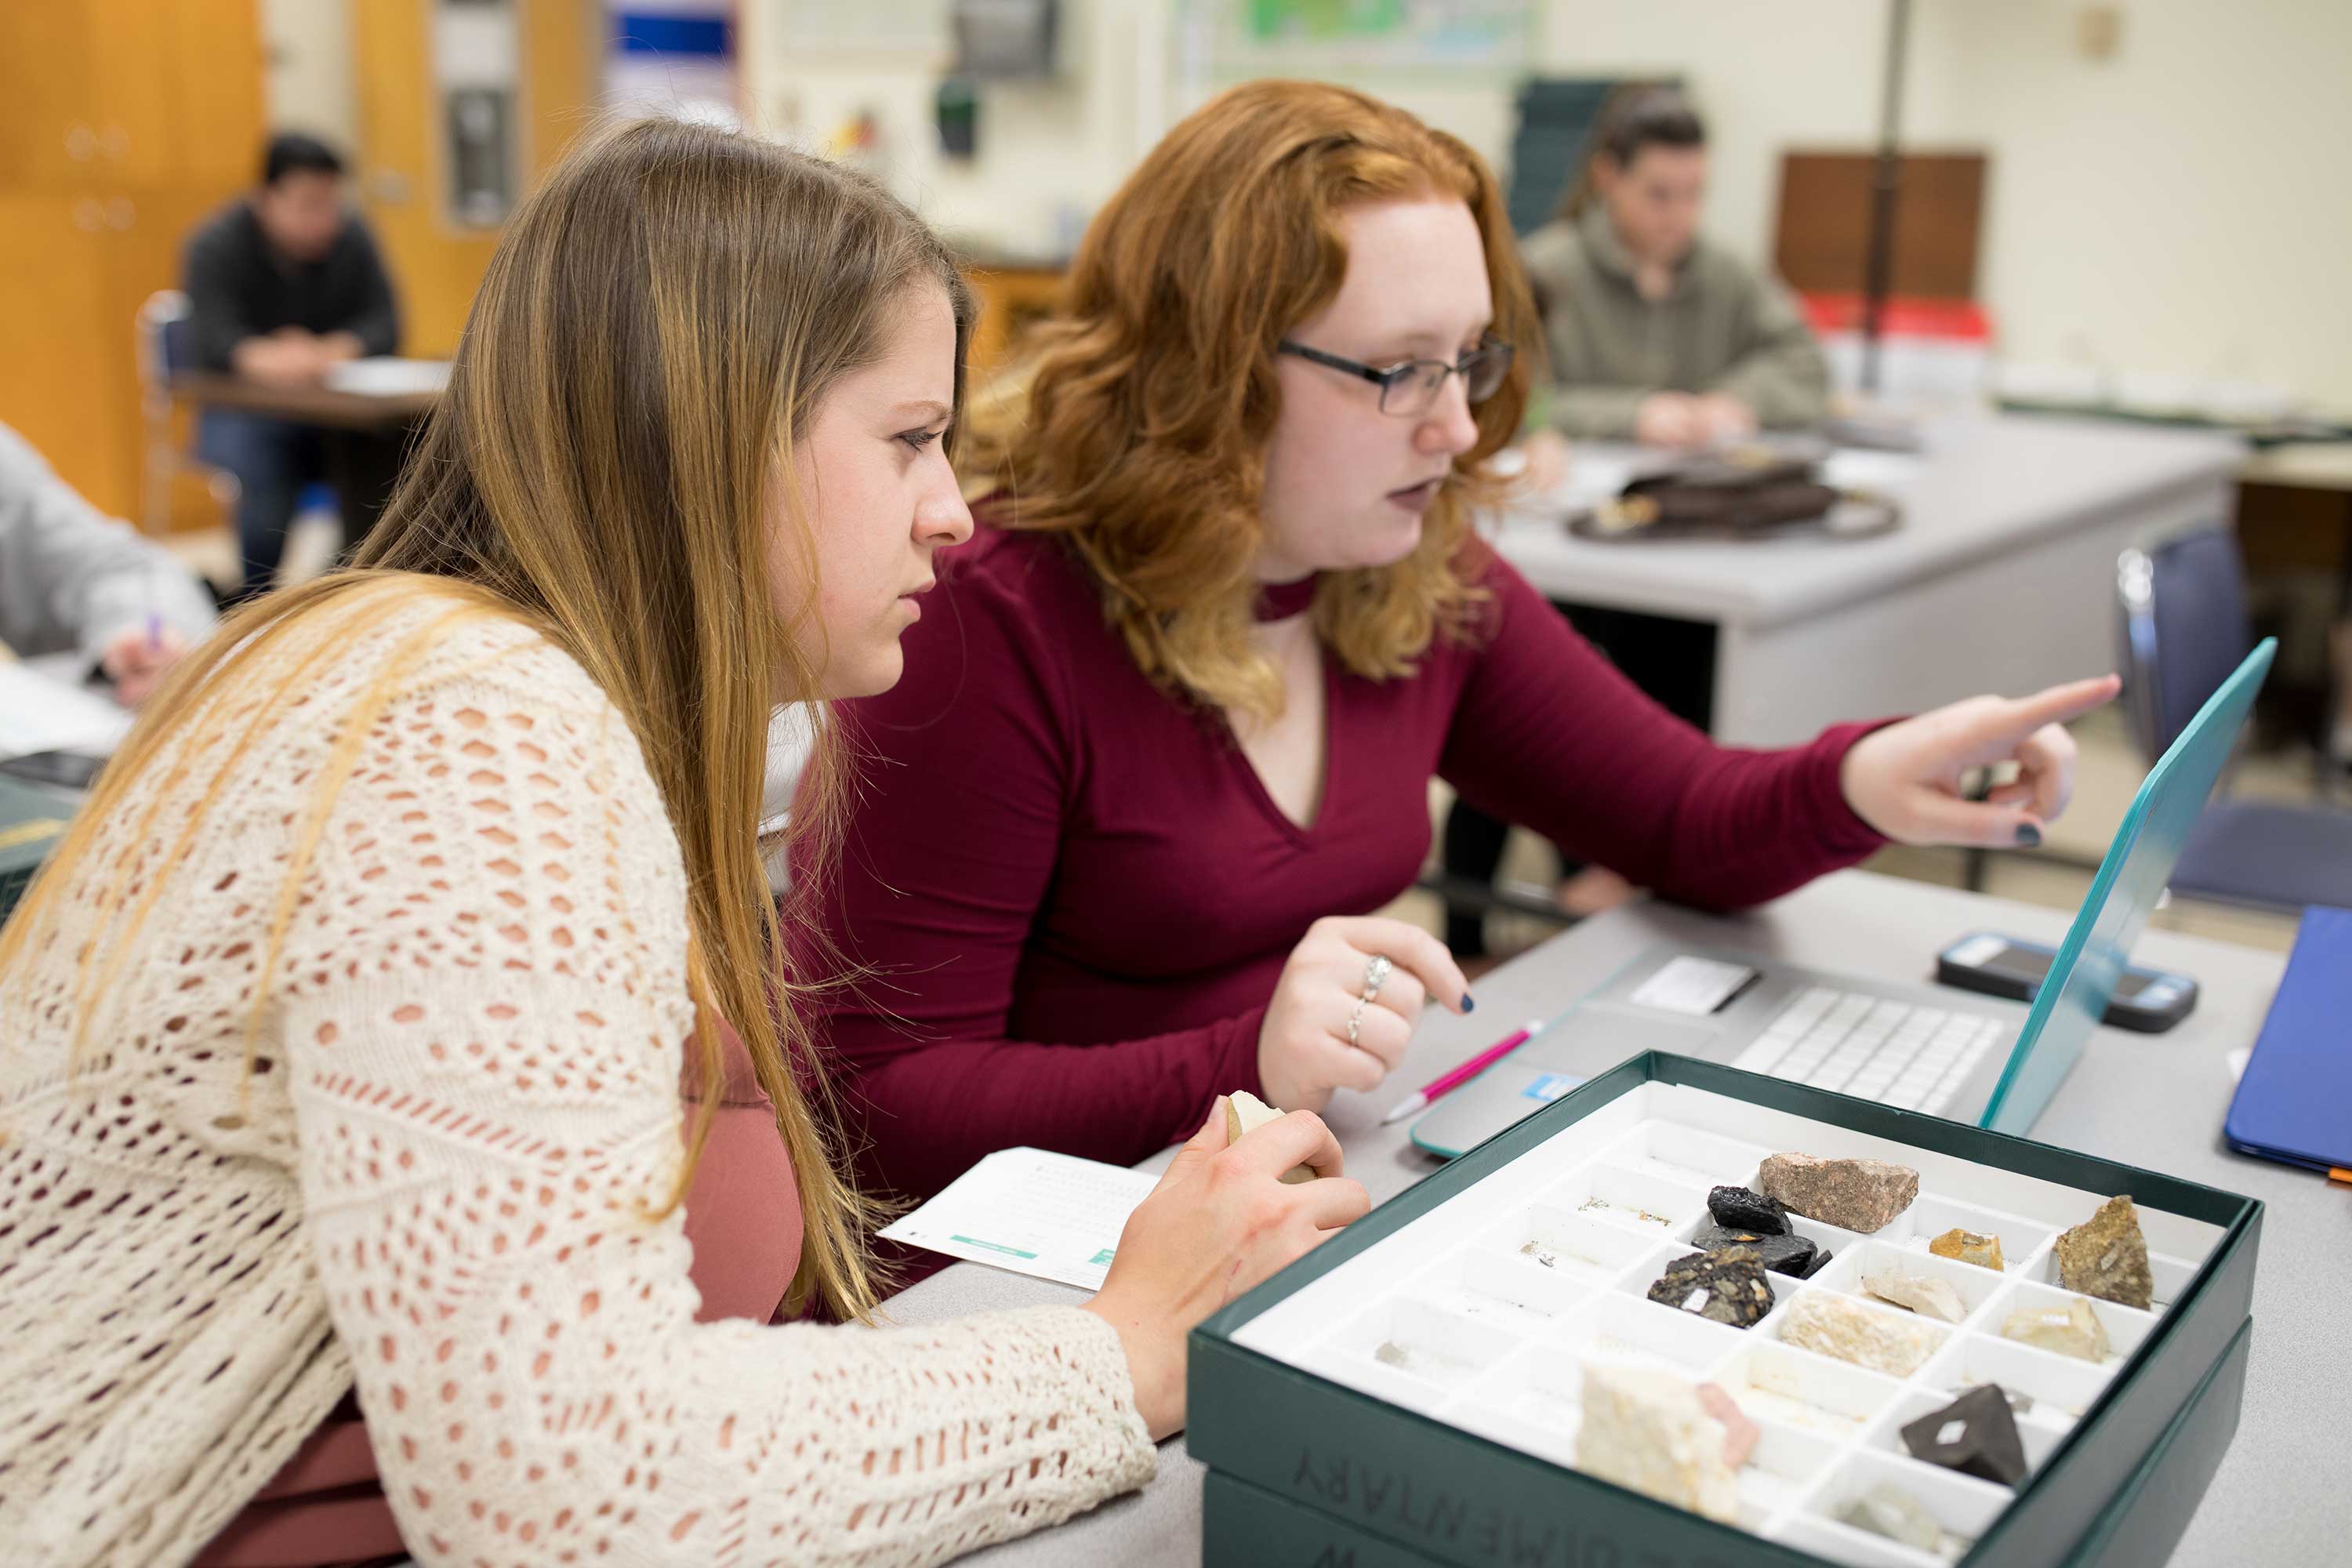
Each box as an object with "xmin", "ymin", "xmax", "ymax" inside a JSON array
[{"xmin": 0, "ymin": 119, "xmax": 1367, "ymax": 1567}]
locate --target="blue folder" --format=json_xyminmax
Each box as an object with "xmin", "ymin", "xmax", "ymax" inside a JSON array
[{"xmin": 2224, "ymin": 904, "xmax": 2352, "ymax": 1175}]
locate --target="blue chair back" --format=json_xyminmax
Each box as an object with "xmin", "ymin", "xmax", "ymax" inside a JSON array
[{"xmin": 2115, "ymin": 528, "xmax": 2253, "ymax": 764}]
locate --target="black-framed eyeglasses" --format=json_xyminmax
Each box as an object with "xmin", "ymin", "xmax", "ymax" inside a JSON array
[{"xmin": 1276, "ymin": 332, "xmax": 1514, "ymax": 417}]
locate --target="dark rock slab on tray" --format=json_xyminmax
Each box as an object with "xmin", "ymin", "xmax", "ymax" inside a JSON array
[
  {"xmin": 1691, "ymin": 1221, "xmax": 1817, "ymax": 1278},
  {"xmin": 1705, "ymin": 1185, "xmax": 1789, "ymax": 1235},
  {"xmin": 1900, "ymin": 1384, "xmax": 2029, "ymax": 1488}
]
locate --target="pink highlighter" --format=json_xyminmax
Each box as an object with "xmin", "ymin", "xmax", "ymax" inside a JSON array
[{"xmin": 1380, "ymin": 1018, "xmax": 1551, "ymax": 1126}]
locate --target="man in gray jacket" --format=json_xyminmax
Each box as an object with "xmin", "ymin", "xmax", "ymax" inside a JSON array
[{"xmin": 0, "ymin": 421, "xmax": 218, "ymax": 706}]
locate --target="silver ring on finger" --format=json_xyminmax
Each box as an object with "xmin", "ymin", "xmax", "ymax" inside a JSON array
[
  {"xmin": 1346, "ymin": 994, "xmax": 1370, "ymax": 1048},
  {"xmin": 1359, "ymin": 953, "xmax": 1393, "ymax": 1008}
]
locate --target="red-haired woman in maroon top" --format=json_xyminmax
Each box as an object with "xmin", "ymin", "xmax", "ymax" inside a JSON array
[{"xmin": 805, "ymin": 81, "xmax": 2114, "ymax": 1205}]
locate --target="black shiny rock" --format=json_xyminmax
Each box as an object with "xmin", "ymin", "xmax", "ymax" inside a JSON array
[
  {"xmin": 1692, "ymin": 1221, "xmax": 1818, "ymax": 1278},
  {"xmin": 1707, "ymin": 1185, "xmax": 1790, "ymax": 1235},
  {"xmin": 1646, "ymin": 1247, "xmax": 1775, "ymax": 1329},
  {"xmin": 1900, "ymin": 1384, "xmax": 2028, "ymax": 1489},
  {"xmin": 1799, "ymin": 1245, "xmax": 1835, "ymax": 1279}
]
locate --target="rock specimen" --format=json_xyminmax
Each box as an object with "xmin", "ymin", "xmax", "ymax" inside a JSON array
[
  {"xmin": 2002, "ymin": 1296, "xmax": 2111, "ymax": 1363},
  {"xmin": 1695, "ymin": 1382, "xmax": 1759, "ymax": 1468},
  {"xmin": 1837, "ymin": 1481, "xmax": 1943, "ymax": 1553},
  {"xmin": 1225, "ymin": 1091, "xmax": 1315, "ymax": 1184},
  {"xmin": 1779, "ymin": 1290, "xmax": 1941, "ymax": 1377},
  {"xmin": 1756, "ymin": 1152, "xmax": 1919, "ymax": 1233},
  {"xmin": 2053, "ymin": 1195, "xmax": 2154, "ymax": 1309},
  {"xmin": 1576, "ymin": 1363, "xmax": 1740, "ymax": 1523},
  {"xmin": 1692, "ymin": 1221, "xmax": 1818, "ymax": 1278},
  {"xmin": 1707, "ymin": 1185, "xmax": 1790, "ymax": 1235},
  {"xmin": 1929, "ymin": 1227, "xmax": 2005, "ymax": 1272},
  {"xmin": 1901, "ymin": 1385, "xmax": 2029, "ymax": 1487},
  {"xmin": 1800, "ymin": 1246, "xmax": 1835, "ymax": 1279},
  {"xmin": 1646, "ymin": 1248, "xmax": 1775, "ymax": 1328},
  {"xmin": 1862, "ymin": 1266, "xmax": 1969, "ymax": 1324}
]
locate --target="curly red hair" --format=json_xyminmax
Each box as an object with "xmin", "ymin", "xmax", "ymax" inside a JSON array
[{"xmin": 965, "ymin": 79, "xmax": 1540, "ymax": 718}]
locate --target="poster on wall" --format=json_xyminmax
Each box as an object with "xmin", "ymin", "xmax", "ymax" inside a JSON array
[{"xmin": 1196, "ymin": 0, "xmax": 1532, "ymax": 71}]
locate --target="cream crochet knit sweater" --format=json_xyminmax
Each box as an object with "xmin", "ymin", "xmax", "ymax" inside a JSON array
[{"xmin": 0, "ymin": 595, "xmax": 1155, "ymax": 1566}]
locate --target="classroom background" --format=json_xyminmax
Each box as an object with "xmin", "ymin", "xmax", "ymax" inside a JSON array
[{"xmin": 5, "ymin": 0, "xmax": 2350, "ymax": 962}]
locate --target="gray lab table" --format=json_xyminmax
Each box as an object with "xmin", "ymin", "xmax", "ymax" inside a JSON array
[{"xmin": 1490, "ymin": 417, "xmax": 2244, "ymax": 746}]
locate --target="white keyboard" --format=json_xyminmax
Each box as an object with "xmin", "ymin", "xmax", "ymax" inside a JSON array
[{"xmin": 1730, "ymin": 986, "xmax": 2008, "ymax": 1115}]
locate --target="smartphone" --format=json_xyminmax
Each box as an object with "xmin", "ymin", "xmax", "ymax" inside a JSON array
[
  {"xmin": 0, "ymin": 750, "xmax": 107, "ymax": 792},
  {"xmin": 1936, "ymin": 931, "xmax": 2197, "ymax": 1033}
]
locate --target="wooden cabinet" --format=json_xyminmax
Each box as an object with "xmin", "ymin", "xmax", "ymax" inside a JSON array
[{"xmin": 0, "ymin": 0, "xmax": 263, "ymax": 519}]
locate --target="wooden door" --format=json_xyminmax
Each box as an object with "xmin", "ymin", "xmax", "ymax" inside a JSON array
[
  {"xmin": 0, "ymin": 193, "xmax": 130, "ymax": 506},
  {"xmin": 352, "ymin": 0, "xmax": 601, "ymax": 359}
]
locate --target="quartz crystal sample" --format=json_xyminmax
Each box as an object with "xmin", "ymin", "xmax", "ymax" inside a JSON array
[
  {"xmin": 1646, "ymin": 1248, "xmax": 1775, "ymax": 1328},
  {"xmin": 1837, "ymin": 1481, "xmax": 1944, "ymax": 1553},
  {"xmin": 1929, "ymin": 1227, "xmax": 2006, "ymax": 1272},
  {"xmin": 1696, "ymin": 1381, "xmax": 1759, "ymax": 1468},
  {"xmin": 2054, "ymin": 1195, "xmax": 2154, "ymax": 1309},
  {"xmin": 1901, "ymin": 1384, "xmax": 2029, "ymax": 1487},
  {"xmin": 1692, "ymin": 1221, "xmax": 1818, "ymax": 1278},
  {"xmin": 1862, "ymin": 1266, "xmax": 1969, "ymax": 1324},
  {"xmin": 1707, "ymin": 1185, "xmax": 1789, "ymax": 1235},
  {"xmin": 1224, "ymin": 1091, "xmax": 1315, "ymax": 1184},
  {"xmin": 2002, "ymin": 1296, "xmax": 2111, "ymax": 1363},
  {"xmin": 1756, "ymin": 1152, "xmax": 1919, "ymax": 1233},
  {"xmin": 1576, "ymin": 1362, "xmax": 1740, "ymax": 1523},
  {"xmin": 1779, "ymin": 1290, "xmax": 1941, "ymax": 1376}
]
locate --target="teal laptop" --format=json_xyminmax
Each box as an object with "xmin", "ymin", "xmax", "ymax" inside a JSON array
[{"xmin": 1414, "ymin": 639, "xmax": 2278, "ymax": 1156}]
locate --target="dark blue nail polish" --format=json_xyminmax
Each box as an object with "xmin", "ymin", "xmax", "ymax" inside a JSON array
[
  {"xmin": 1463, "ymin": 993, "xmax": 1477, "ymax": 1013},
  {"xmin": 2015, "ymin": 823, "xmax": 2042, "ymax": 848}
]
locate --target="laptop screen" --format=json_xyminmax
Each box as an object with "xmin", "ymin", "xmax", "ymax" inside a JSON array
[{"xmin": 1978, "ymin": 638, "xmax": 2277, "ymax": 1135}]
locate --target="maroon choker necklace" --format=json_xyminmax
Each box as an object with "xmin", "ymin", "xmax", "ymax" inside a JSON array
[{"xmin": 1253, "ymin": 575, "xmax": 1320, "ymax": 622}]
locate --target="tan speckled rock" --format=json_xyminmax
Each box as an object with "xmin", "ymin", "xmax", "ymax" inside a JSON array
[
  {"xmin": 1756, "ymin": 1152, "xmax": 1919, "ymax": 1233},
  {"xmin": 2053, "ymin": 1195, "xmax": 2153, "ymax": 1309}
]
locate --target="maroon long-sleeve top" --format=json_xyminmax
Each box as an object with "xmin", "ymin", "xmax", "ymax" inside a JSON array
[{"xmin": 807, "ymin": 525, "xmax": 1886, "ymax": 1201}]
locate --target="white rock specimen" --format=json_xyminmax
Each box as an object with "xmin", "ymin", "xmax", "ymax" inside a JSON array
[
  {"xmin": 1224, "ymin": 1091, "xmax": 1313, "ymax": 1183},
  {"xmin": 1863, "ymin": 1266, "xmax": 1969, "ymax": 1324},
  {"xmin": 2001, "ymin": 1295, "xmax": 2112, "ymax": 1363},
  {"xmin": 1780, "ymin": 1290, "xmax": 1942, "ymax": 1376},
  {"xmin": 1838, "ymin": 1480, "xmax": 1944, "ymax": 1552},
  {"xmin": 1575, "ymin": 1362, "xmax": 1740, "ymax": 1523}
]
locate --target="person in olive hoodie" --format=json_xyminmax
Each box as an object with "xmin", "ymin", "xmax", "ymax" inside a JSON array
[{"xmin": 1522, "ymin": 87, "xmax": 1828, "ymax": 448}]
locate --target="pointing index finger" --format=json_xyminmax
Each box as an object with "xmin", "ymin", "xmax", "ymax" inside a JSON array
[{"xmin": 1998, "ymin": 674, "xmax": 2122, "ymax": 738}]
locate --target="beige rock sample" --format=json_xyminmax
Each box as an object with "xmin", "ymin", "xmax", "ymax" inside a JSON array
[
  {"xmin": 1576, "ymin": 1363, "xmax": 1740, "ymax": 1523},
  {"xmin": 1863, "ymin": 1267, "xmax": 1969, "ymax": 1324},
  {"xmin": 2002, "ymin": 1296, "xmax": 2112, "ymax": 1363},
  {"xmin": 1225, "ymin": 1091, "xmax": 1314, "ymax": 1183},
  {"xmin": 1756, "ymin": 1152, "xmax": 1919, "ymax": 1233},
  {"xmin": 1779, "ymin": 1290, "xmax": 1942, "ymax": 1377},
  {"xmin": 1929, "ymin": 1227, "xmax": 2005, "ymax": 1272},
  {"xmin": 2053, "ymin": 1195, "xmax": 2154, "ymax": 1309}
]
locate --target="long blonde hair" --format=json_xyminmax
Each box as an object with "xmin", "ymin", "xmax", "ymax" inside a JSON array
[
  {"xmin": 960, "ymin": 80, "xmax": 1537, "ymax": 720},
  {"xmin": 0, "ymin": 118, "xmax": 973, "ymax": 1322}
]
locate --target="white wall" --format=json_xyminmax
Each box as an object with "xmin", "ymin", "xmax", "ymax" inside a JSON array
[
  {"xmin": 260, "ymin": 0, "xmax": 358, "ymax": 154},
  {"xmin": 741, "ymin": 0, "xmax": 2352, "ymax": 408}
]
